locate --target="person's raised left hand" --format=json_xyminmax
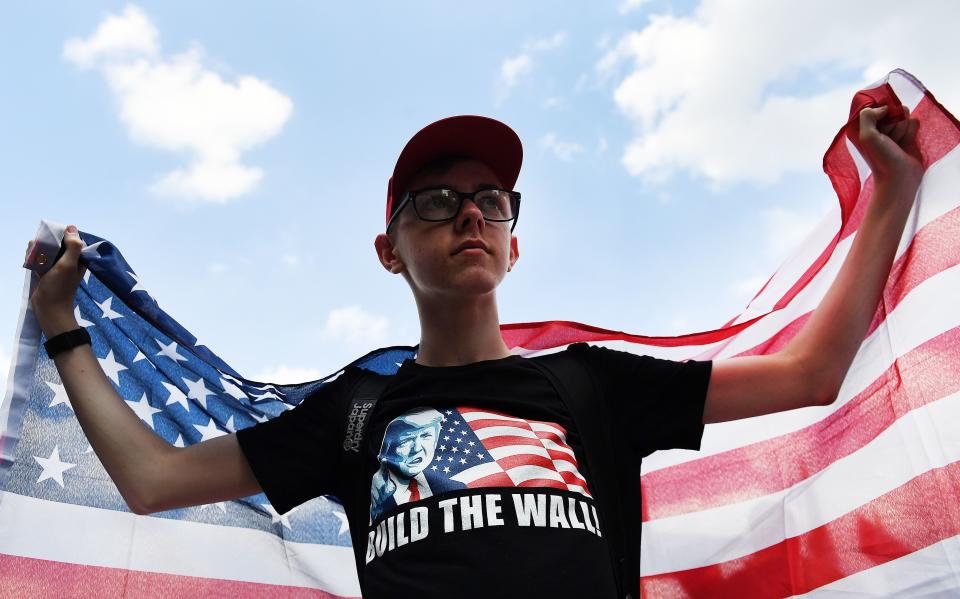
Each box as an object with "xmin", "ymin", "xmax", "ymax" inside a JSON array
[{"xmin": 857, "ymin": 104, "xmax": 923, "ymax": 191}]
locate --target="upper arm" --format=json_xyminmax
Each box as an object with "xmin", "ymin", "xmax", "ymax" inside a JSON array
[
  {"xmin": 703, "ymin": 352, "xmax": 828, "ymax": 424},
  {"xmin": 141, "ymin": 434, "xmax": 261, "ymax": 514}
]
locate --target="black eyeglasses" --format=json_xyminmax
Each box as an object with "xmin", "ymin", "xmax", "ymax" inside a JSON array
[{"xmin": 386, "ymin": 187, "xmax": 521, "ymax": 233}]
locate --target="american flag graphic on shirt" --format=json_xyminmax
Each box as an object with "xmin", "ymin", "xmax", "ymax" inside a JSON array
[
  {"xmin": 370, "ymin": 406, "xmax": 592, "ymax": 521},
  {"xmin": 446, "ymin": 408, "xmax": 591, "ymax": 497}
]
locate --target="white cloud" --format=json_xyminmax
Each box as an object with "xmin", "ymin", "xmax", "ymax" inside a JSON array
[
  {"xmin": 499, "ymin": 54, "xmax": 533, "ymax": 89},
  {"xmin": 250, "ymin": 364, "xmax": 323, "ymax": 385},
  {"xmin": 539, "ymin": 133, "xmax": 584, "ymax": 162},
  {"xmin": 497, "ymin": 31, "xmax": 567, "ymax": 104},
  {"xmin": 63, "ymin": 5, "xmax": 292, "ymax": 203},
  {"xmin": 62, "ymin": 5, "xmax": 158, "ymax": 68},
  {"xmin": 320, "ymin": 306, "xmax": 389, "ymax": 346},
  {"xmin": 600, "ymin": 0, "xmax": 960, "ymax": 186}
]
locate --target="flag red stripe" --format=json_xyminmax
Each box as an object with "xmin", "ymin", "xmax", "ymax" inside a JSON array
[
  {"xmin": 865, "ymin": 206, "xmax": 960, "ymax": 338},
  {"xmin": 640, "ymin": 459, "xmax": 960, "ymax": 598},
  {"xmin": 467, "ymin": 472, "xmax": 514, "ymax": 488},
  {"xmin": 467, "ymin": 417, "xmax": 530, "ymax": 429},
  {"xmin": 0, "ymin": 553, "xmax": 351, "ymax": 599},
  {"xmin": 480, "ymin": 436, "xmax": 542, "ymax": 450},
  {"xmin": 642, "ymin": 325, "xmax": 960, "ymax": 522},
  {"xmin": 496, "ymin": 453, "xmax": 556, "ymax": 472}
]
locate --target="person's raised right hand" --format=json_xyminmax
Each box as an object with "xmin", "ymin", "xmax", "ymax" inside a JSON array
[{"xmin": 27, "ymin": 224, "xmax": 86, "ymax": 337}]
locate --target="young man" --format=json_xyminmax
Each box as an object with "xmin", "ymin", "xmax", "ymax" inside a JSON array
[{"xmin": 28, "ymin": 107, "xmax": 921, "ymax": 598}]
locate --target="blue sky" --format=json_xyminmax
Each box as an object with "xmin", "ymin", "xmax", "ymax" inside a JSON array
[{"xmin": 3, "ymin": 1, "xmax": 958, "ymax": 385}]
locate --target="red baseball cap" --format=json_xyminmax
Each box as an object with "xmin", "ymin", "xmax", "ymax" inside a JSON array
[{"xmin": 386, "ymin": 115, "xmax": 523, "ymax": 230}]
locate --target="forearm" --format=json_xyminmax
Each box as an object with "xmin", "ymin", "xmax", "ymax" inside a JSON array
[
  {"xmin": 782, "ymin": 178, "xmax": 919, "ymax": 399},
  {"xmin": 42, "ymin": 311, "xmax": 174, "ymax": 513}
]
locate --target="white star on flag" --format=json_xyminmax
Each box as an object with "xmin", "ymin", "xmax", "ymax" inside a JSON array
[
  {"xmin": 95, "ymin": 296, "xmax": 123, "ymax": 320},
  {"xmin": 33, "ymin": 445, "xmax": 77, "ymax": 488},
  {"xmin": 132, "ymin": 350, "xmax": 147, "ymax": 363},
  {"xmin": 200, "ymin": 501, "xmax": 228, "ymax": 513},
  {"xmin": 194, "ymin": 418, "xmax": 227, "ymax": 442},
  {"xmin": 261, "ymin": 503, "xmax": 296, "ymax": 530},
  {"xmin": 173, "ymin": 434, "xmax": 185, "ymax": 448},
  {"xmin": 161, "ymin": 381, "xmax": 189, "ymax": 411},
  {"xmin": 155, "ymin": 339, "xmax": 187, "ymax": 363},
  {"xmin": 127, "ymin": 392, "xmax": 162, "ymax": 429},
  {"xmin": 250, "ymin": 390, "xmax": 281, "ymax": 402},
  {"xmin": 45, "ymin": 381, "xmax": 72, "ymax": 411},
  {"xmin": 98, "ymin": 350, "xmax": 127, "ymax": 385},
  {"xmin": 74, "ymin": 306, "xmax": 94, "ymax": 328},
  {"xmin": 224, "ymin": 415, "xmax": 236, "ymax": 433},
  {"xmin": 183, "ymin": 376, "xmax": 215, "ymax": 409},
  {"xmin": 126, "ymin": 270, "xmax": 150, "ymax": 296},
  {"xmin": 219, "ymin": 376, "xmax": 247, "ymax": 401},
  {"xmin": 332, "ymin": 510, "xmax": 349, "ymax": 536}
]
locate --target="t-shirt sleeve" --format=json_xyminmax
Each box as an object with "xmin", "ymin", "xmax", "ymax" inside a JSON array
[
  {"xmin": 577, "ymin": 344, "xmax": 712, "ymax": 458},
  {"xmin": 234, "ymin": 368, "xmax": 356, "ymax": 514}
]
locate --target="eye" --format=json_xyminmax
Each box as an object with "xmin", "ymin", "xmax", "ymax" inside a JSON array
[{"xmin": 476, "ymin": 190, "xmax": 509, "ymax": 215}]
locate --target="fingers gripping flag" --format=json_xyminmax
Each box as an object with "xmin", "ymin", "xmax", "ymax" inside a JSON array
[{"xmin": 2, "ymin": 69, "xmax": 959, "ymax": 597}]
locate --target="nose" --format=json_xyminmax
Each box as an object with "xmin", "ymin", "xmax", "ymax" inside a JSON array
[{"xmin": 455, "ymin": 197, "xmax": 485, "ymax": 233}]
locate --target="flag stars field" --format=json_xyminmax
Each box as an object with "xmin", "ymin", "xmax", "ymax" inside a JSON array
[{"xmin": 33, "ymin": 446, "xmax": 77, "ymax": 488}]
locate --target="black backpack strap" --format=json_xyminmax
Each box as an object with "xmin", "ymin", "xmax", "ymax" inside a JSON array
[
  {"xmin": 338, "ymin": 366, "xmax": 393, "ymax": 591},
  {"xmin": 527, "ymin": 343, "xmax": 638, "ymax": 599}
]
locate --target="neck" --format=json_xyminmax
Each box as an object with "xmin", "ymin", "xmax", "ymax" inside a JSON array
[{"xmin": 413, "ymin": 290, "xmax": 512, "ymax": 366}]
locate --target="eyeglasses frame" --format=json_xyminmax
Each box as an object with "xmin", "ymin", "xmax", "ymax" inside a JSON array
[{"xmin": 386, "ymin": 187, "xmax": 522, "ymax": 234}]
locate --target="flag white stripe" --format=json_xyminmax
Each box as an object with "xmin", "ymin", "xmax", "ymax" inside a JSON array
[
  {"xmin": 0, "ymin": 492, "xmax": 361, "ymax": 596},
  {"xmin": 506, "ymin": 465, "xmax": 566, "ymax": 485},
  {"xmin": 474, "ymin": 425, "xmax": 539, "ymax": 440},
  {"xmin": 488, "ymin": 444, "xmax": 551, "ymax": 461},
  {"xmin": 539, "ymin": 437, "xmax": 576, "ymax": 458},
  {"xmin": 451, "ymin": 460, "xmax": 507, "ymax": 485},
  {"xmin": 529, "ymin": 422, "xmax": 566, "ymax": 437},
  {"xmin": 641, "ymin": 389, "xmax": 960, "ymax": 575}
]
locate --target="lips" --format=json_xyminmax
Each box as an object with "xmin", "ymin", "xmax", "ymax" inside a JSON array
[{"xmin": 452, "ymin": 239, "xmax": 489, "ymax": 255}]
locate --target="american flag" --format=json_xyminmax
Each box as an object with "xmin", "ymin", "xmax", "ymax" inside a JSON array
[
  {"xmin": 429, "ymin": 407, "xmax": 592, "ymax": 497},
  {"xmin": 1, "ymin": 68, "xmax": 958, "ymax": 597}
]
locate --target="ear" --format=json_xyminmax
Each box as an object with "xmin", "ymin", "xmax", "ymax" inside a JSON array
[
  {"xmin": 507, "ymin": 234, "xmax": 519, "ymax": 272},
  {"xmin": 374, "ymin": 233, "xmax": 406, "ymax": 274}
]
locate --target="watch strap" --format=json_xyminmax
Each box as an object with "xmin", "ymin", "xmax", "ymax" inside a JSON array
[{"xmin": 44, "ymin": 328, "xmax": 92, "ymax": 359}]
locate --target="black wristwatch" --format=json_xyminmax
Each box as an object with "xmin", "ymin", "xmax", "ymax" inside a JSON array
[{"xmin": 44, "ymin": 328, "xmax": 92, "ymax": 359}]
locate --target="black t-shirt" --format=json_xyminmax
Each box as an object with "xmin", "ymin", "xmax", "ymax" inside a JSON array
[{"xmin": 236, "ymin": 344, "xmax": 711, "ymax": 599}]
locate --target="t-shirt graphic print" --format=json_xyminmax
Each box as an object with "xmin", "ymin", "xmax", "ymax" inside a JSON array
[{"xmin": 365, "ymin": 405, "xmax": 603, "ymax": 568}]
